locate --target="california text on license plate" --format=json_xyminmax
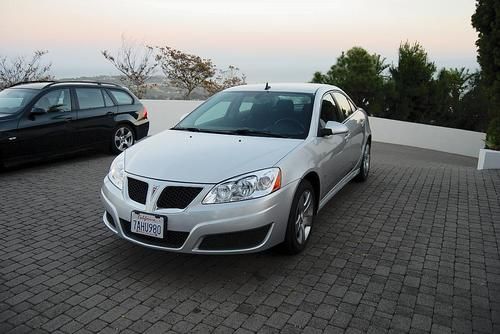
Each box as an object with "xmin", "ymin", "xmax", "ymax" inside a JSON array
[{"xmin": 130, "ymin": 212, "xmax": 165, "ymax": 238}]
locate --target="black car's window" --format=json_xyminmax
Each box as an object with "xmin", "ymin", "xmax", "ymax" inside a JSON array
[
  {"xmin": 176, "ymin": 91, "xmax": 315, "ymax": 139},
  {"xmin": 0, "ymin": 88, "xmax": 38, "ymax": 114},
  {"xmin": 333, "ymin": 92, "xmax": 353, "ymax": 119},
  {"xmin": 102, "ymin": 90, "xmax": 115, "ymax": 107},
  {"xmin": 109, "ymin": 89, "xmax": 133, "ymax": 105},
  {"xmin": 34, "ymin": 89, "xmax": 71, "ymax": 112},
  {"xmin": 319, "ymin": 93, "xmax": 342, "ymax": 128},
  {"xmin": 75, "ymin": 88, "xmax": 105, "ymax": 110}
]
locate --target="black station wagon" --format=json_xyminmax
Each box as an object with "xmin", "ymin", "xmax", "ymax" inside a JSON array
[{"xmin": 0, "ymin": 81, "xmax": 149, "ymax": 167}]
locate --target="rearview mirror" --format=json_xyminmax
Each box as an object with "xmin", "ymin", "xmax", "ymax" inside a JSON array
[
  {"xmin": 321, "ymin": 121, "xmax": 349, "ymax": 136},
  {"xmin": 31, "ymin": 107, "xmax": 47, "ymax": 115}
]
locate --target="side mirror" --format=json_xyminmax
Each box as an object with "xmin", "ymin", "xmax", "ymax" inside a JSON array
[
  {"xmin": 321, "ymin": 121, "xmax": 349, "ymax": 137},
  {"xmin": 179, "ymin": 113, "xmax": 189, "ymax": 121},
  {"xmin": 31, "ymin": 107, "xmax": 47, "ymax": 115},
  {"xmin": 319, "ymin": 128, "xmax": 333, "ymax": 137}
]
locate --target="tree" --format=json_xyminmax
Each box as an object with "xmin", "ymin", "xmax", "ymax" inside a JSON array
[
  {"xmin": 311, "ymin": 47, "xmax": 388, "ymax": 115},
  {"xmin": 102, "ymin": 37, "xmax": 157, "ymax": 98},
  {"xmin": 387, "ymin": 42, "xmax": 436, "ymax": 123},
  {"xmin": 155, "ymin": 46, "xmax": 215, "ymax": 99},
  {"xmin": 432, "ymin": 68, "xmax": 472, "ymax": 125},
  {"xmin": 453, "ymin": 72, "xmax": 490, "ymax": 131},
  {"xmin": 204, "ymin": 65, "xmax": 246, "ymax": 96},
  {"xmin": 0, "ymin": 50, "xmax": 52, "ymax": 90},
  {"xmin": 472, "ymin": 0, "xmax": 500, "ymax": 148}
]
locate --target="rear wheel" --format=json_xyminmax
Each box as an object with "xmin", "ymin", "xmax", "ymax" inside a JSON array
[
  {"xmin": 280, "ymin": 180, "xmax": 315, "ymax": 254},
  {"xmin": 111, "ymin": 125, "xmax": 135, "ymax": 154},
  {"xmin": 354, "ymin": 142, "xmax": 371, "ymax": 182}
]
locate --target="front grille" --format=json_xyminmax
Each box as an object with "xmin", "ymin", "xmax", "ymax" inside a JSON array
[
  {"xmin": 120, "ymin": 219, "xmax": 189, "ymax": 248},
  {"xmin": 156, "ymin": 186, "xmax": 203, "ymax": 209},
  {"xmin": 198, "ymin": 224, "xmax": 271, "ymax": 251},
  {"xmin": 128, "ymin": 177, "xmax": 148, "ymax": 204}
]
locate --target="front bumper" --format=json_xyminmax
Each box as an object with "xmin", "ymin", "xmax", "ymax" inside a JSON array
[{"xmin": 100, "ymin": 174, "xmax": 298, "ymax": 254}]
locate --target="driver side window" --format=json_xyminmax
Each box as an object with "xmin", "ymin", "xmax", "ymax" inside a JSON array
[
  {"xmin": 319, "ymin": 93, "xmax": 342, "ymax": 129},
  {"xmin": 34, "ymin": 89, "xmax": 71, "ymax": 112}
]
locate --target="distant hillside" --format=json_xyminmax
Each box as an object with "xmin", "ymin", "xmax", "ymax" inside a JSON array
[{"xmin": 58, "ymin": 75, "xmax": 207, "ymax": 100}]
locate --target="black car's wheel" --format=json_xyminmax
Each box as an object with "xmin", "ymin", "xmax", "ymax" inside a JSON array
[
  {"xmin": 355, "ymin": 142, "xmax": 371, "ymax": 182},
  {"xmin": 280, "ymin": 179, "xmax": 315, "ymax": 254},
  {"xmin": 111, "ymin": 125, "xmax": 135, "ymax": 154}
]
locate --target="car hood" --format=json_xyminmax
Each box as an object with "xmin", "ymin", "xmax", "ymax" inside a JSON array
[{"xmin": 125, "ymin": 130, "xmax": 302, "ymax": 183}]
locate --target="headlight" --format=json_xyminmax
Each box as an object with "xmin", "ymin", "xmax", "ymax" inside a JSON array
[
  {"xmin": 202, "ymin": 168, "xmax": 281, "ymax": 204},
  {"xmin": 108, "ymin": 153, "xmax": 125, "ymax": 189}
]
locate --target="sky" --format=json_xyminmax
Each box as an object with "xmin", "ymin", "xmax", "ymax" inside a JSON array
[{"xmin": 0, "ymin": 0, "xmax": 479, "ymax": 82}]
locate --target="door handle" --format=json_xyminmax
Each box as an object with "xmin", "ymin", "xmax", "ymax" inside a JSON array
[
  {"xmin": 106, "ymin": 112, "xmax": 114, "ymax": 117},
  {"xmin": 63, "ymin": 116, "xmax": 72, "ymax": 122}
]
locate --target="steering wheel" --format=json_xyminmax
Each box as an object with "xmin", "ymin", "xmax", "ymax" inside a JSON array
[{"xmin": 273, "ymin": 118, "xmax": 306, "ymax": 133}]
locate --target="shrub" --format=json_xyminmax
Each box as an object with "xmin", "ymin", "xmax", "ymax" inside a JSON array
[{"xmin": 485, "ymin": 117, "xmax": 500, "ymax": 150}]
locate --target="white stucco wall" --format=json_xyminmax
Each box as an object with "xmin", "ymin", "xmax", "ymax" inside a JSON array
[
  {"xmin": 368, "ymin": 117, "xmax": 485, "ymax": 158},
  {"xmin": 142, "ymin": 100, "xmax": 485, "ymax": 158}
]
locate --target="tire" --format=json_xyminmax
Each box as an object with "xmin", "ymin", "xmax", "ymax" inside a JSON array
[
  {"xmin": 111, "ymin": 124, "xmax": 135, "ymax": 154},
  {"xmin": 280, "ymin": 179, "xmax": 316, "ymax": 255},
  {"xmin": 354, "ymin": 142, "xmax": 371, "ymax": 182}
]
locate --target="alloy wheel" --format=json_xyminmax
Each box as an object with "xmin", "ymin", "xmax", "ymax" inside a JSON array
[
  {"xmin": 363, "ymin": 144, "xmax": 371, "ymax": 177},
  {"xmin": 114, "ymin": 127, "xmax": 134, "ymax": 151},
  {"xmin": 295, "ymin": 189, "xmax": 314, "ymax": 244}
]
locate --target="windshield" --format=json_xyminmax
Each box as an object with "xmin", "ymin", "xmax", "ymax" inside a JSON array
[
  {"xmin": 0, "ymin": 88, "xmax": 38, "ymax": 114},
  {"xmin": 174, "ymin": 91, "xmax": 315, "ymax": 139}
]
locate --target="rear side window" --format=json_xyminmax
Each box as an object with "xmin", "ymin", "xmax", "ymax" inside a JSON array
[
  {"xmin": 109, "ymin": 90, "xmax": 134, "ymax": 105},
  {"xmin": 75, "ymin": 88, "xmax": 105, "ymax": 109},
  {"xmin": 102, "ymin": 90, "xmax": 115, "ymax": 107}
]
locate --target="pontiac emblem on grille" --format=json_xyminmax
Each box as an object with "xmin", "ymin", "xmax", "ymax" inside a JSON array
[{"xmin": 151, "ymin": 185, "xmax": 160, "ymax": 196}]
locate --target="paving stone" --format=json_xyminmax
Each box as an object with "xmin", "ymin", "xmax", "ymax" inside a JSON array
[{"xmin": 0, "ymin": 143, "xmax": 498, "ymax": 334}]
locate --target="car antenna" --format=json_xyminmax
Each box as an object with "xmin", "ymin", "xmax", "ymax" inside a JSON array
[{"xmin": 264, "ymin": 82, "xmax": 271, "ymax": 90}]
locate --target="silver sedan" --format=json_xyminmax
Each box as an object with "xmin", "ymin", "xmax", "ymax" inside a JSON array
[{"xmin": 101, "ymin": 83, "xmax": 372, "ymax": 254}]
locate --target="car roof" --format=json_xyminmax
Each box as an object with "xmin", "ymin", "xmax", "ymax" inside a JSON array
[
  {"xmin": 224, "ymin": 83, "xmax": 341, "ymax": 94},
  {"xmin": 9, "ymin": 81, "xmax": 125, "ymax": 90}
]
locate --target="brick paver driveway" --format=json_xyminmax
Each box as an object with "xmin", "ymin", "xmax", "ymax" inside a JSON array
[{"xmin": 1, "ymin": 143, "xmax": 499, "ymax": 334}]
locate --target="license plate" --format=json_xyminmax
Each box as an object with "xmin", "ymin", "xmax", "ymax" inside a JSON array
[{"xmin": 130, "ymin": 212, "xmax": 165, "ymax": 238}]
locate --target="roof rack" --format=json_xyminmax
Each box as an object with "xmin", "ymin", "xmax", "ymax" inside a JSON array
[
  {"xmin": 8, "ymin": 80, "xmax": 124, "ymax": 89},
  {"xmin": 9, "ymin": 80, "xmax": 55, "ymax": 87},
  {"xmin": 45, "ymin": 80, "xmax": 123, "ymax": 88}
]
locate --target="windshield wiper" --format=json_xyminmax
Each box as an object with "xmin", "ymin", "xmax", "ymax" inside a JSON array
[
  {"xmin": 172, "ymin": 127, "xmax": 231, "ymax": 135},
  {"xmin": 226, "ymin": 129, "xmax": 289, "ymax": 138},
  {"xmin": 173, "ymin": 127, "xmax": 290, "ymax": 138},
  {"xmin": 172, "ymin": 126, "xmax": 201, "ymax": 132}
]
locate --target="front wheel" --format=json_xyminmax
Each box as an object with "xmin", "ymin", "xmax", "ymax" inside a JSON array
[
  {"xmin": 111, "ymin": 125, "xmax": 135, "ymax": 154},
  {"xmin": 280, "ymin": 180, "xmax": 315, "ymax": 254},
  {"xmin": 354, "ymin": 142, "xmax": 371, "ymax": 182}
]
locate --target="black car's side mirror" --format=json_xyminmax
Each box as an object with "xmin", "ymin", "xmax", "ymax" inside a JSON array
[{"xmin": 31, "ymin": 107, "xmax": 47, "ymax": 115}]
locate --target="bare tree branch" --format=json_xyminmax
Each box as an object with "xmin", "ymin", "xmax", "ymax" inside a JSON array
[
  {"xmin": 102, "ymin": 36, "xmax": 157, "ymax": 98},
  {"xmin": 0, "ymin": 50, "xmax": 52, "ymax": 89},
  {"xmin": 204, "ymin": 65, "xmax": 246, "ymax": 96}
]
